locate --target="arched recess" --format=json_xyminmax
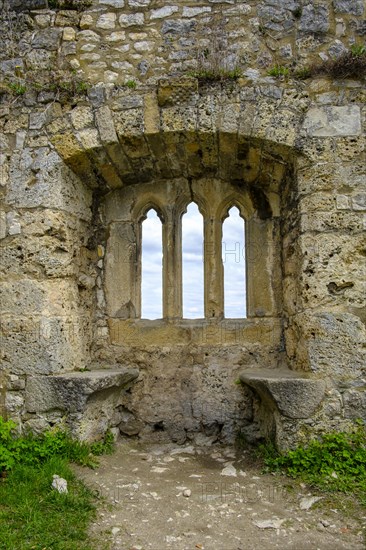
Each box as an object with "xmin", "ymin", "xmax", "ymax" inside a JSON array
[
  {"xmin": 181, "ymin": 202, "xmax": 204, "ymax": 318},
  {"xmin": 27, "ymin": 94, "xmax": 306, "ymax": 446},
  {"xmin": 88, "ymin": 122, "xmax": 293, "ymax": 354}
]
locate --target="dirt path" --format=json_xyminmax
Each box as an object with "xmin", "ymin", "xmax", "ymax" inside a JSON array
[{"xmin": 73, "ymin": 441, "xmax": 365, "ymax": 550}]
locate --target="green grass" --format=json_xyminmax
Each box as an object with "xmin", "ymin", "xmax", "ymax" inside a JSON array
[
  {"xmin": 0, "ymin": 457, "xmax": 97, "ymax": 550},
  {"xmin": 0, "ymin": 417, "xmax": 114, "ymax": 472},
  {"xmin": 267, "ymin": 65, "xmax": 290, "ymax": 78},
  {"xmin": 7, "ymin": 82, "xmax": 26, "ymax": 95},
  {"xmin": 0, "ymin": 417, "xmax": 115, "ymax": 549},
  {"xmin": 258, "ymin": 423, "xmax": 366, "ymax": 506},
  {"xmin": 124, "ymin": 79, "xmax": 137, "ymax": 89},
  {"xmin": 187, "ymin": 67, "xmax": 242, "ymax": 82}
]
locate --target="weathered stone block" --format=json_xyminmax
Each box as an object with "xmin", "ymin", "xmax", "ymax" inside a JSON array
[
  {"xmin": 128, "ymin": 0, "xmax": 150, "ymax": 5},
  {"xmin": 343, "ymin": 388, "xmax": 366, "ymax": 420},
  {"xmin": 303, "ymin": 106, "xmax": 361, "ymax": 137},
  {"xmin": 25, "ymin": 369, "xmax": 139, "ymax": 413},
  {"xmin": 96, "ymin": 13, "xmax": 117, "ymax": 30},
  {"xmin": 150, "ymin": 6, "xmax": 179, "ymax": 19},
  {"xmin": 0, "ymin": 211, "xmax": 7, "ymax": 240},
  {"xmin": 31, "ymin": 28, "xmax": 62, "ymax": 50},
  {"xmin": 240, "ymin": 369, "xmax": 326, "ymax": 419},
  {"xmin": 157, "ymin": 77, "xmax": 198, "ymax": 107},
  {"xmin": 333, "ymin": 0, "xmax": 364, "ymax": 15},
  {"xmin": 95, "ymin": 105, "xmax": 119, "ymax": 144},
  {"xmin": 299, "ymin": 4, "xmax": 329, "ymax": 33},
  {"xmin": 25, "ymin": 369, "xmax": 139, "ymax": 440},
  {"xmin": 7, "ymin": 149, "xmax": 92, "ymax": 218},
  {"xmin": 99, "ymin": 0, "xmax": 125, "ymax": 6},
  {"xmin": 162, "ymin": 19, "xmax": 195, "ymax": 34},
  {"xmin": 119, "ymin": 13, "xmax": 144, "ymax": 27}
]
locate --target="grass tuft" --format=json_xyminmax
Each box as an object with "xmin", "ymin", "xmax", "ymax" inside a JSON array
[
  {"xmin": 257, "ymin": 423, "xmax": 366, "ymax": 506},
  {"xmin": 267, "ymin": 65, "xmax": 290, "ymax": 78},
  {"xmin": 0, "ymin": 416, "xmax": 115, "ymax": 473}
]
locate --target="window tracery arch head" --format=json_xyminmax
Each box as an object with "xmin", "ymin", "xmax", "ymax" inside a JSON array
[
  {"xmin": 134, "ymin": 199, "xmax": 166, "ymax": 225},
  {"xmin": 217, "ymin": 192, "xmax": 254, "ymax": 223}
]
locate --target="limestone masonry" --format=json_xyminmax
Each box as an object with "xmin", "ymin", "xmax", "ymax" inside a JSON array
[{"xmin": 0, "ymin": 0, "xmax": 365, "ymax": 448}]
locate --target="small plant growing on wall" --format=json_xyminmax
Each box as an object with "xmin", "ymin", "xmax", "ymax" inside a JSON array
[
  {"xmin": 293, "ymin": 66, "xmax": 312, "ymax": 80},
  {"xmin": 188, "ymin": 13, "xmax": 242, "ymax": 82},
  {"xmin": 7, "ymin": 82, "xmax": 27, "ymax": 95},
  {"xmin": 309, "ymin": 45, "xmax": 366, "ymax": 79},
  {"xmin": 3, "ymin": 66, "xmax": 90, "ymax": 104},
  {"xmin": 124, "ymin": 79, "xmax": 137, "ymax": 89},
  {"xmin": 267, "ymin": 65, "xmax": 290, "ymax": 78}
]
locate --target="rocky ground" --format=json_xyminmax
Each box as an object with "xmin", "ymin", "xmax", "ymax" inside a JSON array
[{"xmin": 73, "ymin": 440, "xmax": 366, "ymax": 550}]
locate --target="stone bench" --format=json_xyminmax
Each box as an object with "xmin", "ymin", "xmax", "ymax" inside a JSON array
[
  {"xmin": 239, "ymin": 369, "xmax": 326, "ymax": 450},
  {"xmin": 25, "ymin": 368, "xmax": 139, "ymax": 441}
]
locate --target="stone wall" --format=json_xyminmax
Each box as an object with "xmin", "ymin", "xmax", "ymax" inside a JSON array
[
  {"xmin": 0, "ymin": 0, "xmax": 365, "ymax": 445},
  {"xmin": 1, "ymin": 0, "xmax": 365, "ymax": 87}
]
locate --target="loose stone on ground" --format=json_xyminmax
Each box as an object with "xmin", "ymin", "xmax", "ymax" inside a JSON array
[{"xmin": 73, "ymin": 441, "xmax": 365, "ymax": 550}]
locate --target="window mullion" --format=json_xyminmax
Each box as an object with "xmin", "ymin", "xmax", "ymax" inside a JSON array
[
  {"xmin": 204, "ymin": 217, "xmax": 224, "ymax": 319},
  {"xmin": 163, "ymin": 211, "xmax": 181, "ymax": 319}
]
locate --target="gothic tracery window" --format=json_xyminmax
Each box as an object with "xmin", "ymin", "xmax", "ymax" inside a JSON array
[{"xmin": 139, "ymin": 201, "xmax": 247, "ymax": 320}]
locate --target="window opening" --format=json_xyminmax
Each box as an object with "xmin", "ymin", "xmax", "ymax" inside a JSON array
[
  {"xmin": 222, "ymin": 206, "xmax": 246, "ymax": 318},
  {"xmin": 141, "ymin": 209, "xmax": 163, "ymax": 319},
  {"xmin": 182, "ymin": 202, "xmax": 204, "ymax": 318}
]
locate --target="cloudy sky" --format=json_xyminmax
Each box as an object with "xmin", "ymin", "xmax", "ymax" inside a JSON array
[{"xmin": 141, "ymin": 205, "xmax": 246, "ymax": 319}]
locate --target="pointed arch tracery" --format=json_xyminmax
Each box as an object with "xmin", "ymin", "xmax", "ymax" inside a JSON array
[{"xmin": 106, "ymin": 180, "xmax": 271, "ymax": 322}]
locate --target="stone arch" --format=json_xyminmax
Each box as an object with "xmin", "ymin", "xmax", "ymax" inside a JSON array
[
  {"xmin": 47, "ymin": 102, "xmax": 297, "ymax": 324},
  {"xmin": 177, "ymin": 195, "xmax": 208, "ymax": 222},
  {"xmin": 133, "ymin": 199, "xmax": 166, "ymax": 225},
  {"xmin": 216, "ymin": 194, "xmax": 255, "ymax": 223},
  {"xmin": 39, "ymin": 88, "xmax": 307, "ymax": 445},
  {"xmin": 221, "ymin": 206, "xmax": 247, "ymax": 319},
  {"xmin": 181, "ymin": 201, "xmax": 205, "ymax": 319}
]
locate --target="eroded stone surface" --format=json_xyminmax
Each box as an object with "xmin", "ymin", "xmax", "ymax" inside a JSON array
[
  {"xmin": 0, "ymin": 0, "xmax": 365, "ymax": 449},
  {"xmin": 240, "ymin": 369, "xmax": 326, "ymax": 419},
  {"xmin": 24, "ymin": 368, "xmax": 139, "ymax": 439},
  {"xmin": 303, "ymin": 106, "xmax": 362, "ymax": 137}
]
